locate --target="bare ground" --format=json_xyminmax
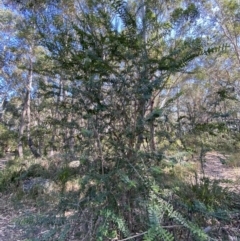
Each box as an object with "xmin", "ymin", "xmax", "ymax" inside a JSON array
[
  {"xmin": 0, "ymin": 154, "xmax": 26, "ymax": 241},
  {"xmin": 0, "ymin": 194, "xmax": 25, "ymax": 241},
  {"xmin": 202, "ymin": 152, "xmax": 240, "ymax": 193}
]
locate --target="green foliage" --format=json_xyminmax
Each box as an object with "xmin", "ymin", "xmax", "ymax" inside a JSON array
[
  {"xmin": 194, "ymin": 122, "xmax": 227, "ymax": 135},
  {"xmin": 203, "ymin": 44, "xmax": 229, "ymax": 55},
  {"xmin": 0, "ymin": 159, "xmax": 24, "ymax": 192},
  {"xmin": 16, "ymin": 212, "xmax": 70, "ymax": 241},
  {"xmin": 191, "ymin": 178, "xmax": 231, "ymax": 210},
  {"xmin": 0, "ymin": 123, "xmax": 18, "ymax": 153},
  {"xmin": 56, "ymin": 167, "xmax": 72, "ymax": 184},
  {"xmin": 55, "ymin": 165, "xmax": 81, "ymax": 190},
  {"xmin": 22, "ymin": 164, "xmax": 48, "ymax": 178},
  {"xmin": 110, "ymin": 0, "xmax": 137, "ymax": 32},
  {"xmin": 175, "ymin": 177, "xmax": 234, "ymax": 223},
  {"xmin": 144, "ymin": 191, "xmax": 209, "ymax": 241},
  {"xmin": 144, "ymin": 226, "xmax": 174, "ymax": 241},
  {"xmin": 171, "ymin": 3, "xmax": 199, "ymax": 23},
  {"xmin": 224, "ymin": 152, "xmax": 240, "ymax": 167},
  {"xmin": 222, "ymin": 0, "xmax": 240, "ymax": 12},
  {"xmin": 97, "ymin": 209, "xmax": 129, "ymax": 241},
  {"xmin": 146, "ymin": 108, "xmax": 163, "ymax": 122},
  {"xmin": 0, "ymin": 159, "xmax": 51, "ymax": 193}
]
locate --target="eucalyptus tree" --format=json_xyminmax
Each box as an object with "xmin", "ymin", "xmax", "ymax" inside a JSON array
[
  {"xmin": 0, "ymin": 6, "xmax": 31, "ymax": 155},
  {"xmin": 0, "ymin": 7, "xmax": 21, "ymax": 108},
  {"xmin": 204, "ymin": 0, "xmax": 240, "ymax": 123},
  {"xmin": 0, "ymin": 2, "xmax": 49, "ymax": 157},
  {"xmin": 175, "ymin": 0, "xmax": 240, "ymax": 148}
]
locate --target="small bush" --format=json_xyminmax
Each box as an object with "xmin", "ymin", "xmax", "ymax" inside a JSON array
[{"xmin": 0, "ymin": 162, "xmax": 24, "ymax": 192}]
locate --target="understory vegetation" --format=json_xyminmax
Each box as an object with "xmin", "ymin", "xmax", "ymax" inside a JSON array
[
  {"xmin": 0, "ymin": 0, "xmax": 240, "ymax": 240},
  {"xmin": 1, "ymin": 150, "xmax": 240, "ymax": 241}
]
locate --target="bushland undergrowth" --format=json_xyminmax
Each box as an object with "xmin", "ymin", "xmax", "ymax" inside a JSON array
[{"xmin": 0, "ymin": 150, "xmax": 239, "ymax": 241}]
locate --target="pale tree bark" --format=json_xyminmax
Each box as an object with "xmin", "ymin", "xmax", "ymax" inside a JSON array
[
  {"xmin": 68, "ymin": 95, "xmax": 76, "ymax": 154},
  {"xmin": 18, "ymin": 52, "xmax": 33, "ymax": 157},
  {"xmin": 26, "ymin": 56, "xmax": 32, "ymax": 143},
  {"xmin": 50, "ymin": 78, "xmax": 63, "ymax": 156},
  {"xmin": 18, "ymin": 93, "xmax": 27, "ymax": 157}
]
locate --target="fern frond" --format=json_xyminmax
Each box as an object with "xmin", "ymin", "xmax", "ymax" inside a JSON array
[
  {"xmin": 144, "ymin": 226, "xmax": 174, "ymax": 241},
  {"xmin": 98, "ymin": 208, "xmax": 130, "ymax": 238},
  {"xmin": 147, "ymin": 191, "xmax": 209, "ymax": 241},
  {"xmin": 165, "ymin": 200, "xmax": 209, "ymax": 240},
  {"xmin": 148, "ymin": 203, "xmax": 164, "ymax": 226}
]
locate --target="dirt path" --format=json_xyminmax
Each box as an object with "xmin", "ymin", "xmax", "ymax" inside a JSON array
[{"xmin": 202, "ymin": 152, "xmax": 240, "ymax": 192}]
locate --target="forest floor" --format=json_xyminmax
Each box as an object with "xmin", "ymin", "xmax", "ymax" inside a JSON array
[
  {"xmin": 0, "ymin": 194, "xmax": 25, "ymax": 241},
  {"xmin": 0, "ymin": 152, "xmax": 239, "ymax": 241},
  {"xmin": 0, "ymin": 154, "xmax": 25, "ymax": 241},
  {"xmin": 201, "ymin": 151, "xmax": 240, "ymax": 193}
]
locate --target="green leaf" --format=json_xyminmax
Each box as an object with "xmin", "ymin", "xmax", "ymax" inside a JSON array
[{"xmin": 146, "ymin": 108, "xmax": 162, "ymax": 122}]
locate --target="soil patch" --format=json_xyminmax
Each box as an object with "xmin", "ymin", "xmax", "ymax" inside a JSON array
[
  {"xmin": 202, "ymin": 152, "xmax": 240, "ymax": 192},
  {"xmin": 0, "ymin": 194, "xmax": 25, "ymax": 241}
]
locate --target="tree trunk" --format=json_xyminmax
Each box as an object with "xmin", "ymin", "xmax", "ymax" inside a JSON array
[
  {"xmin": 18, "ymin": 92, "xmax": 28, "ymax": 158},
  {"xmin": 18, "ymin": 52, "xmax": 33, "ymax": 158}
]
